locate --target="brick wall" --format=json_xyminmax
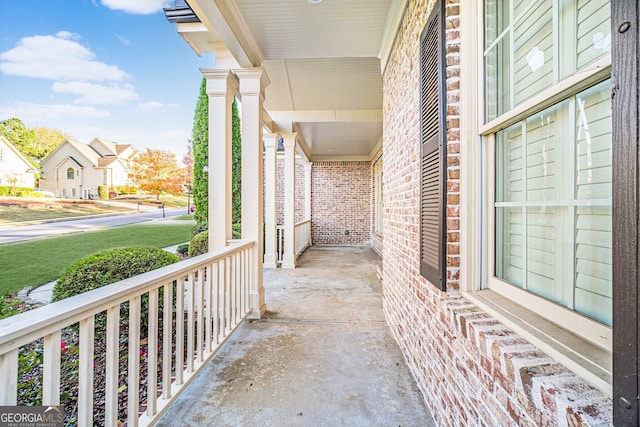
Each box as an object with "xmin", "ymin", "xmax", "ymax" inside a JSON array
[
  {"xmin": 272, "ymin": 155, "xmax": 306, "ymax": 225},
  {"xmin": 381, "ymin": 0, "xmax": 611, "ymax": 425},
  {"xmin": 311, "ymin": 161, "xmax": 371, "ymax": 246}
]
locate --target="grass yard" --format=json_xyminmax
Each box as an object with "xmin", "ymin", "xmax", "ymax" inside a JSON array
[
  {"xmin": 0, "ymin": 222, "xmax": 192, "ymax": 295},
  {"xmin": 0, "ymin": 199, "xmax": 131, "ymax": 224}
]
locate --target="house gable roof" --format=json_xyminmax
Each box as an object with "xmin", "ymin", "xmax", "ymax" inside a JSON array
[{"xmin": 0, "ymin": 136, "xmax": 37, "ymax": 172}]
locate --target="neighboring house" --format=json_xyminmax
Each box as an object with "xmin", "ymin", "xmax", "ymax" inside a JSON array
[
  {"xmin": 39, "ymin": 137, "xmax": 138, "ymax": 199},
  {"xmin": 0, "ymin": 136, "xmax": 36, "ymax": 189},
  {"xmin": 163, "ymin": 0, "xmax": 640, "ymax": 424}
]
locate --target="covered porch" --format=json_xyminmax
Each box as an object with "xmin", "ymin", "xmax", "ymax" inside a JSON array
[{"xmin": 156, "ymin": 246, "xmax": 433, "ymax": 426}]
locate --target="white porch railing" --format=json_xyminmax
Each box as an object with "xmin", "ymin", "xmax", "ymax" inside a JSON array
[
  {"xmin": 274, "ymin": 221, "xmax": 310, "ymax": 266},
  {"xmin": 276, "ymin": 225, "xmax": 284, "ymax": 265},
  {"xmin": 0, "ymin": 240, "xmax": 255, "ymax": 427},
  {"xmin": 295, "ymin": 220, "xmax": 311, "ymax": 257}
]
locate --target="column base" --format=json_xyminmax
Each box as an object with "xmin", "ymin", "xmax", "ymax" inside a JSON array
[
  {"xmin": 263, "ymin": 253, "xmax": 278, "ymax": 269},
  {"xmin": 281, "ymin": 254, "xmax": 296, "ymax": 269}
]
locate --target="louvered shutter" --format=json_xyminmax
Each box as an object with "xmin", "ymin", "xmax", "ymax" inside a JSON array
[{"xmin": 419, "ymin": 0, "xmax": 446, "ymax": 290}]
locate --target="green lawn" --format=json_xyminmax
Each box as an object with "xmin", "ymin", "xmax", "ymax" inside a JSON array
[
  {"xmin": 0, "ymin": 223, "xmax": 192, "ymax": 295},
  {"xmin": 0, "ymin": 200, "xmax": 131, "ymax": 224}
]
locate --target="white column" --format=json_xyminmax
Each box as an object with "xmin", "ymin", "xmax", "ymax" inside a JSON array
[
  {"xmin": 263, "ymin": 133, "xmax": 278, "ymax": 269},
  {"xmin": 202, "ymin": 69, "xmax": 237, "ymax": 251},
  {"xmin": 237, "ymin": 68, "xmax": 269, "ymax": 319},
  {"xmin": 304, "ymin": 162, "xmax": 312, "ymax": 246},
  {"xmin": 281, "ymin": 133, "xmax": 297, "ymax": 269}
]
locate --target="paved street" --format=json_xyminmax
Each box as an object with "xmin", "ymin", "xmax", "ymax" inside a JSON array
[{"xmin": 0, "ymin": 207, "xmax": 188, "ymax": 244}]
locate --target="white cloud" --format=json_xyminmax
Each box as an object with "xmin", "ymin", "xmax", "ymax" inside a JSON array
[
  {"xmin": 52, "ymin": 82, "xmax": 139, "ymax": 105},
  {"xmin": 118, "ymin": 35, "xmax": 131, "ymax": 46},
  {"xmin": 0, "ymin": 33, "xmax": 129, "ymax": 82},
  {"xmin": 0, "ymin": 102, "xmax": 110, "ymax": 123},
  {"xmin": 138, "ymin": 101, "xmax": 177, "ymax": 113},
  {"xmin": 101, "ymin": 0, "xmax": 172, "ymax": 15}
]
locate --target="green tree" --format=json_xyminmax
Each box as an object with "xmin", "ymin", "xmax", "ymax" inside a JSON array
[
  {"xmin": 192, "ymin": 78, "xmax": 209, "ymax": 225},
  {"xmin": 0, "ymin": 118, "xmax": 66, "ymax": 165},
  {"xmin": 0, "ymin": 118, "xmax": 37, "ymax": 165},
  {"xmin": 190, "ymin": 78, "xmax": 242, "ymax": 226},
  {"xmin": 33, "ymin": 127, "xmax": 66, "ymax": 159},
  {"xmin": 231, "ymin": 98, "xmax": 242, "ymax": 225}
]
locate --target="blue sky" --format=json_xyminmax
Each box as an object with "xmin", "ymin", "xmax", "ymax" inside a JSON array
[{"xmin": 0, "ymin": 0, "xmax": 213, "ymax": 159}]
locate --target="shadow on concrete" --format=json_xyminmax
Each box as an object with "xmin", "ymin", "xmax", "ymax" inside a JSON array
[{"xmin": 157, "ymin": 246, "xmax": 435, "ymax": 427}]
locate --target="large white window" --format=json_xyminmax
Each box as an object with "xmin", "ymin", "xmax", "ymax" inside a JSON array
[{"xmin": 484, "ymin": 0, "xmax": 612, "ymax": 344}]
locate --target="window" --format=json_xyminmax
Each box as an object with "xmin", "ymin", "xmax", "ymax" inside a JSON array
[
  {"xmin": 67, "ymin": 168, "xmax": 74, "ymax": 179},
  {"xmin": 484, "ymin": 0, "xmax": 612, "ymax": 344},
  {"xmin": 71, "ymin": 188, "xmax": 76, "ymax": 197},
  {"xmin": 419, "ymin": 0, "xmax": 446, "ymax": 290},
  {"xmin": 374, "ymin": 158, "xmax": 383, "ymax": 234},
  {"xmin": 62, "ymin": 188, "xmax": 67, "ymax": 197}
]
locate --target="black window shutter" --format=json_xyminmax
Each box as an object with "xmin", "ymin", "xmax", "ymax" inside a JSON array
[{"xmin": 419, "ymin": 0, "xmax": 446, "ymax": 290}]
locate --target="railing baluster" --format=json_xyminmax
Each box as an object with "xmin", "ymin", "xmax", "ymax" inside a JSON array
[
  {"xmin": 78, "ymin": 317, "xmax": 95, "ymax": 427},
  {"xmin": 128, "ymin": 296, "xmax": 141, "ymax": 426},
  {"xmin": 196, "ymin": 268, "xmax": 204, "ymax": 363},
  {"xmin": 175, "ymin": 277, "xmax": 185, "ymax": 386},
  {"xmin": 213, "ymin": 261, "xmax": 220, "ymax": 345},
  {"xmin": 239, "ymin": 250, "xmax": 245, "ymax": 314},
  {"xmin": 147, "ymin": 288, "xmax": 158, "ymax": 416},
  {"xmin": 205, "ymin": 266, "xmax": 212, "ymax": 354},
  {"xmin": 186, "ymin": 272, "xmax": 195, "ymax": 373},
  {"xmin": 162, "ymin": 282, "xmax": 174, "ymax": 400},
  {"xmin": 105, "ymin": 305, "xmax": 120, "ymax": 426},
  {"xmin": 219, "ymin": 259, "xmax": 226, "ymax": 341},
  {"xmin": 225, "ymin": 257, "xmax": 231, "ymax": 334},
  {"xmin": 231, "ymin": 253, "xmax": 237, "ymax": 323},
  {"xmin": 0, "ymin": 349, "xmax": 18, "ymax": 405},
  {"xmin": 42, "ymin": 331, "xmax": 61, "ymax": 406}
]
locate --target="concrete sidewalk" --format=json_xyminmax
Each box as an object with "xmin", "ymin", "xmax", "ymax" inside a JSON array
[{"xmin": 157, "ymin": 246, "xmax": 435, "ymax": 426}]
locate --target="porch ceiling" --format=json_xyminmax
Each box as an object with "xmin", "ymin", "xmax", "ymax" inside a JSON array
[{"xmin": 176, "ymin": 0, "xmax": 406, "ymax": 160}]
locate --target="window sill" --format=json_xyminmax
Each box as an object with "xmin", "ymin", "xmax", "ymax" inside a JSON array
[{"xmin": 461, "ymin": 289, "xmax": 612, "ymax": 396}]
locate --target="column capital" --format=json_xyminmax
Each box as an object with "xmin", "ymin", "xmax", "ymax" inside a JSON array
[
  {"xmin": 264, "ymin": 133, "xmax": 278, "ymax": 148},
  {"xmin": 200, "ymin": 68, "xmax": 239, "ymax": 96},
  {"xmin": 235, "ymin": 68, "xmax": 271, "ymax": 97},
  {"xmin": 304, "ymin": 162, "xmax": 313, "ymax": 171},
  {"xmin": 281, "ymin": 132, "xmax": 297, "ymax": 148}
]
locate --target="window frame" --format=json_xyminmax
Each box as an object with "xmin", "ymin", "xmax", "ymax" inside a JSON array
[
  {"xmin": 67, "ymin": 168, "xmax": 74, "ymax": 180},
  {"xmin": 481, "ymin": 2, "xmax": 613, "ymax": 350}
]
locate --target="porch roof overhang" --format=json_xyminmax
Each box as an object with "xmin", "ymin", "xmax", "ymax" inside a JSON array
[{"xmin": 165, "ymin": 0, "xmax": 408, "ymax": 161}]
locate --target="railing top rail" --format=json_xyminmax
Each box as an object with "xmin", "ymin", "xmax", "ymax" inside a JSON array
[{"xmin": 0, "ymin": 240, "xmax": 255, "ymax": 354}]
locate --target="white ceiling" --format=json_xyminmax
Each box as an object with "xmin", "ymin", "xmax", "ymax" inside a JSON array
[{"xmin": 180, "ymin": 0, "xmax": 405, "ymax": 160}]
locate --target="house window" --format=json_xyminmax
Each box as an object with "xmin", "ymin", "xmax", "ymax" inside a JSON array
[
  {"xmin": 71, "ymin": 188, "xmax": 76, "ymax": 197},
  {"xmin": 62, "ymin": 188, "xmax": 67, "ymax": 197},
  {"xmin": 67, "ymin": 168, "xmax": 74, "ymax": 179},
  {"xmin": 484, "ymin": 0, "xmax": 612, "ymax": 343},
  {"xmin": 374, "ymin": 158, "xmax": 383, "ymax": 234},
  {"xmin": 419, "ymin": 0, "xmax": 446, "ymax": 290}
]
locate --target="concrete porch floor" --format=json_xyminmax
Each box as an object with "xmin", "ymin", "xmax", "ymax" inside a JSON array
[{"xmin": 157, "ymin": 246, "xmax": 435, "ymax": 426}]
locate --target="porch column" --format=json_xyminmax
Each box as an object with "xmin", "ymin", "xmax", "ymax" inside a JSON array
[
  {"xmin": 281, "ymin": 133, "xmax": 297, "ymax": 269},
  {"xmin": 237, "ymin": 68, "xmax": 269, "ymax": 319},
  {"xmin": 263, "ymin": 133, "xmax": 278, "ymax": 269},
  {"xmin": 202, "ymin": 69, "xmax": 237, "ymax": 251},
  {"xmin": 304, "ymin": 162, "xmax": 312, "ymax": 246}
]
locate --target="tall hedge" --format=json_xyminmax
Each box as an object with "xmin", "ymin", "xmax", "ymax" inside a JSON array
[
  {"xmin": 190, "ymin": 78, "xmax": 242, "ymax": 228},
  {"xmin": 192, "ymin": 77, "xmax": 209, "ymax": 225}
]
